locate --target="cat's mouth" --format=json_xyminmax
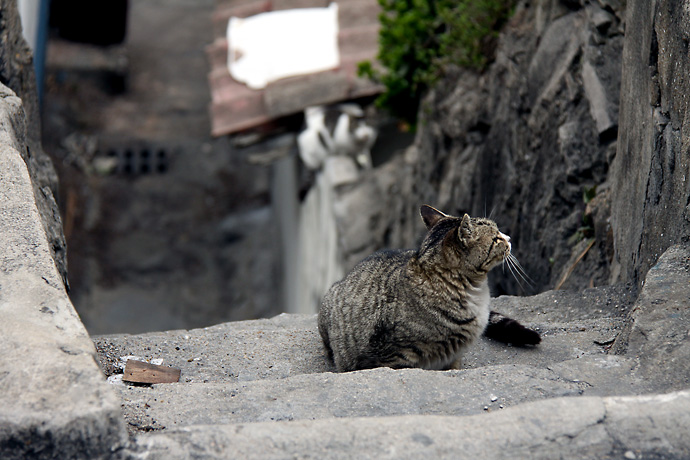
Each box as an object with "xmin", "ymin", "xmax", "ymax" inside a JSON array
[
  {"xmin": 482, "ymin": 234, "xmax": 511, "ymax": 270},
  {"xmin": 500, "ymin": 232, "xmax": 512, "ymax": 254}
]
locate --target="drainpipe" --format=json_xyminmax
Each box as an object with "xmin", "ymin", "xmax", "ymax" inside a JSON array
[{"xmin": 17, "ymin": 0, "xmax": 51, "ymax": 107}]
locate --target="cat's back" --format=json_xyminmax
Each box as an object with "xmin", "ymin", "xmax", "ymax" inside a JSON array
[{"xmin": 318, "ymin": 248, "xmax": 415, "ymax": 366}]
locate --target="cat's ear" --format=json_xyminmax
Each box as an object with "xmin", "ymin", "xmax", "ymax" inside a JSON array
[
  {"xmin": 458, "ymin": 214, "xmax": 473, "ymax": 241},
  {"xmin": 420, "ymin": 205, "xmax": 448, "ymax": 229}
]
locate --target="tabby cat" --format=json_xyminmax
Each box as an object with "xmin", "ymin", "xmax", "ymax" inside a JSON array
[{"xmin": 318, "ymin": 205, "xmax": 540, "ymax": 372}]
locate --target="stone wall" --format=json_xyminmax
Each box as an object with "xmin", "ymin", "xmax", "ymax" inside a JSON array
[
  {"xmin": 0, "ymin": 0, "xmax": 68, "ymax": 288},
  {"xmin": 335, "ymin": 0, "xmax": 626, "ymax": 296},
  {"xmin": 338, "ymin": 0, "xmax": 690, "ymax": 296},
  {"xmin": 609, "ymin": 0, "xmax": 690, "ymax": 287}
]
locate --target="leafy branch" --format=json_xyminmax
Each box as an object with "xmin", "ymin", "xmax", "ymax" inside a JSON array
[{"xmin": 359, "ymin": 0, "xmax": 515, "ymax": 126}]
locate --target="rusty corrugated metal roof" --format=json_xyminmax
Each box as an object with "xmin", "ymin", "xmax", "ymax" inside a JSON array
[{"xmin": 206, "ymin": 0, "xmax": 382, "ymax": 136}]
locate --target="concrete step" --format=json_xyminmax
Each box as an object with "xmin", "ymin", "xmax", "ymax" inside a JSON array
[
  {"xmin": 116, "ymin": 356, "xmax": 638, "ymax": 432},
  {"xmin": 94, "ymin": 284, "xmax": 635, "ymax": 385},
  {"xmin": 122, "ymin": 389, "xmax": 690, "ymax": 460},
  {"xmin": 95, "ymin": 284, "xmax": 639, "ymax": 436},
  {"xmin": 101, "ymin": 245, "xmax": 690, "ymax": 459},
  {"xmin": 94, "ymin": 314, "xmax": 328, "ymax": 385}
]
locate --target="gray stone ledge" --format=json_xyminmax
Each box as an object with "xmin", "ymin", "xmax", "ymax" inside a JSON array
[
  {"xmin": 0, "ymin": 84, "xmax": 127, "ymax": 459},
  {"xmin": 126, "ymin": 390, "xmax": 690, "ymax": 459},
  {"xmin": 115, "ymin": 359, "xmax": 640, "ymax": 429}
]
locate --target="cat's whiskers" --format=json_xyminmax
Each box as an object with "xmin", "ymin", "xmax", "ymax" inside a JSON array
[
  {"xmin": 505, "ymin": 257, "xmax": 520, "ymax": 286},
  {"xmin": 503, "ymin": 251, "xmax": 534, "ymax": 294},
  {"xmin": 511, "ymin": 254, "xmax": 533, "ymax": 284}
]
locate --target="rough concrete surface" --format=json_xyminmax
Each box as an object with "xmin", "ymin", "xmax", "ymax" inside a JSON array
[
  {"xmin": 94, "ymin": 314, "xmax": 328, "ymax": 385},
  {"xmin": 127, "ymin": 390, "xmax": 690, "ymax": 460},
  {"xmin": 93, "ymin": 285, "xmax": 635, "ymax": 386},
  {"xmin": 100, "ymin": 303, "xmax": 636, "ymax": 436},
  {"xmin": 611, "ymin": 244, "xmax": 690, "ymax": 392},
  {"xmin": 115, "ymin": 362, "xmax": 623, "ymax": 429},
  {"xmin": 90, "ymin": 245, "xmax": 690, "ymax": 459},
  {"xmin": 0, "ymin": 84, "xmax": 127, "ymax": 459}
]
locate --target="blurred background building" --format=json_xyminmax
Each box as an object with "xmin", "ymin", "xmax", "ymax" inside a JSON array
[{"xmin": 29, "ymin": 0, "xmax": 412, "ymax": 334}]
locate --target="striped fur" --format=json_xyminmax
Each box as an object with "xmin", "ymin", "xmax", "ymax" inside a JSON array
[{"xmin": 318, "ymin": 205, "xmax": 540, "ymax": 372}]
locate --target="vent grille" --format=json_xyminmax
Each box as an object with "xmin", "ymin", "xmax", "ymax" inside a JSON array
[{"xmin": 97, "ymin": 145, "xmax": 170, "ymax": 175}]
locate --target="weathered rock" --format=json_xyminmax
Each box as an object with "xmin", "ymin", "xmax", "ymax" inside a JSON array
[
  {"xmin": 582, "ymin": 61, "xmax": 616, "ymax": 137},
  {"xmin": 611, "ymin": 244, "xmax": 690, "ymax": 392},
  {"xmin": 610, "ymin": 0, "xmax": 690, "ymax": 288},
  {"xmin": 330, "ymin": 0, "xmax": 625, "ymax": 296},
  {"xmin": 526, "ymin": 11, "xmax": 585, "ymax": 106},
  {"xmin": 341, "ymin": 0, "xmax": 631, "ymax": 297}
]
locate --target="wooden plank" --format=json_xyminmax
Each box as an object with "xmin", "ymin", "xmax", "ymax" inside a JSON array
[
  {"xmin": 123, "ymin": 359, "xmax": 181, "ymax": 384},
  {"xmin": 264, "ymin": 71, "xmax": 349, "ymax": 117},
  {"xmin": 337, "ymin": 0, "xmax": 381, "ymax": 29}
]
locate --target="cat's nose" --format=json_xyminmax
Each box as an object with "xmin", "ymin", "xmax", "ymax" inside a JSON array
[{"xmin": 500, "ymin": 232, "xmax": 510, "ymax": 243}]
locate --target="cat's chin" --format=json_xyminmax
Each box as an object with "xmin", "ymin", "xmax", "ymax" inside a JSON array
[{"xmin": 483, "ymin": 255, "xmax": 508, "ymax": 272}]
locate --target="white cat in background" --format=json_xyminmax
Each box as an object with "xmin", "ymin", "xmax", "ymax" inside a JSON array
[{"xmin": 298, "ymin": 104, "xmax": 377, "ymax": 171}]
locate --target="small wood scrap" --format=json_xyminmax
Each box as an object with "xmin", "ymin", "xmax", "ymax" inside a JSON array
[{"xmin": 123, "ymin": 359, "xmax": 181, "ymax": 384}]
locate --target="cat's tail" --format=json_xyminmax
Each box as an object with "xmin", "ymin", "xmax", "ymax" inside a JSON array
[{"xmin": 484, "ymin": 311, "xmax": 541, "ymax": 345}]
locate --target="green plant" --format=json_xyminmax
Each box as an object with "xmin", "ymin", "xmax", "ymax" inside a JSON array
[
  {"xmin": 359, "ymin": 0, "xmax": 515, "ymax": 126},
  {"xmin": 438, "ymin": 0, "xmax": 514, "ymax": 70},
  {"xmin": 583, "ymin": 185, "xmax": 597, "ymax": 204},
  {"xmin": 568, "ymin": 186, "xmax": 598, "ymax": 245}
]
